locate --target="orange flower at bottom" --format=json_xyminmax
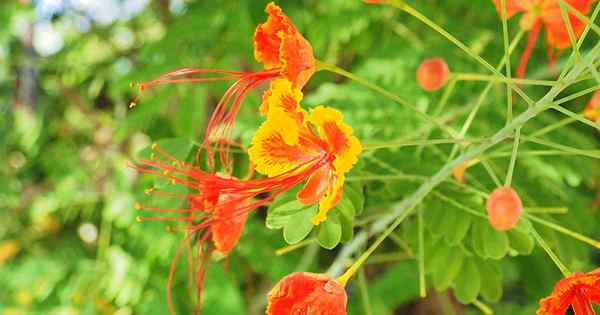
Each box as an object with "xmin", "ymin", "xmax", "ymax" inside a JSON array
[
  {"xmin": 537, "ymin": 268, "xmax": 600, "ymax": 315},
  {"xmin": 267, "ymin": 272, "xmax": 348, "ymax": 315}
]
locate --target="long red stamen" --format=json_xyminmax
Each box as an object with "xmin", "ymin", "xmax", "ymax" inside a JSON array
[{"xmin": 517, "ymin": 21, "xmax": 542, "ymax": 78}]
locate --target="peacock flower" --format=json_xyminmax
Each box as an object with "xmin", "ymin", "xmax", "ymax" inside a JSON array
[
  {"xmin": 583, "ymin": 90, "xmax": 600, "ymax": 124},
  {"xmin": 537, "ymin": 268, "xmax": 600, "ymax": 315},
  {"xmin": 248, "ymin": 79, "xmax": 362, "ymax": 225},
  {"xmin": 134, "ymin": 2, "xmax": 315, "ymax": 168},
  {"xmin": 492, "ymin": 0, "xmax": 594, "ymax": 77},
  {"xmin": 266, "ymin": 272, "xmax": 348, "ymax": 315}
]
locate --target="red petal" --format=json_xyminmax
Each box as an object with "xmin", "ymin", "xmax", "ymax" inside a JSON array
[
  {"xmin": 266, "ymin": 272, "xmax": 347, "ymax": 315},
  {"xmin": 297, "ymin": 166, "xmax": 332, "ymax": 205}
]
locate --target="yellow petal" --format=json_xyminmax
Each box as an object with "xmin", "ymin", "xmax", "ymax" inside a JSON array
[
  {"xmin": 309, "ymin": 106, "xmax": 362, "ymax": 175},
  {"xmin": 311, "ymin": 174, "xmax": 345, "ymax": 225},
  {"xmin": 259, "ymin": 79, "xmax": 307, "ymax": 145}
]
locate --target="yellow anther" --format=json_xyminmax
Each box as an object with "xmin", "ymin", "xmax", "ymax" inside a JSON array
[
  {"xmin": 135, "ymin": 216, "xmax": 143, "ymax": 222},
  {"xmin": 150, "ymin": 153, "xmax": 156, "ymax": 160},
  {"xmin": 151, "ymin": 143, "xmax": 158, "ymax": 150},
  {"xmin": 134, "ymin": 202, "xmax": 142, "ymax": 210},
  {"xmin": 144, "ymin": 188, "xmax": 154, "ymax": 195},
  {"xmin": 128, "ymin": 102, "xmax": 136, "ymax": 108}
]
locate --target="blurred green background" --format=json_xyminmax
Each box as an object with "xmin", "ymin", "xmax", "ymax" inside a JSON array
[{"xmin": 1, "ymin": 0, "xmax": 599, "ymax": 314}]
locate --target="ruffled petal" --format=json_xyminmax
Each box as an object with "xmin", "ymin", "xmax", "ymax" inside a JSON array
[
  {"xmin": 279, "ymin": 30, "xmax": 316, "ymax": 88},
  {"xmin": 309, "ymin": 106, "xmax": 362, "ymax": 175},
  {"xmin": 254, "ymin": 2, "xmax": 295, "ymax": 70},
  {"xmin": 259, "ymin": 79, "xmax": 307, "ymax": 145},
  {"xmin": 254, "ymin": 2, "xmax": 315, "ymax": 88}
]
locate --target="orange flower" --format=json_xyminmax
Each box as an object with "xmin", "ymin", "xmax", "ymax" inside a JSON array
[
  {"xmin": 583, "ymin": 90, "xmax": 600, "ymax": 124},
  {"xmin": 492, "ymin": 0, "xmax": 593, "ymax": 77},
  {"xmin": 266, "ymin": 272, "xmax": 348, "ymax": 315},
  {"xmin": 248, "ymin": 79, "xmax": 362, "ymax": 225},
  {"xmin": 537, "ymin": 268, "xmax": 600, "ymax": 315},
  {"xmin": 135, "ymin": 2, "xmax": 315, "ymax": 168}
]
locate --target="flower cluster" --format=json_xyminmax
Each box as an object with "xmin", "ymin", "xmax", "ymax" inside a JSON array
[{"xmin": 131, "ymin": 2, "xmax": 356, "ymax": 314}]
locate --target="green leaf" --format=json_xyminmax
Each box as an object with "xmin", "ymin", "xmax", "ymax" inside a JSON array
[
  {"xmin": 507, "ymin": 229, "xmax": 535, "ymax": 256},
  {"xmin": 317, "ymin": 214, "xmax": 342, "ymax": 249},
  {"xmin": 336, "ymin": 196, "xmax": 356, "ymax": 243},
  {"xmin": 445, "ymin": 212, "xmax": 472, "ymax": 245},
  {"xmin": 432, "ymin": 249, "xmax": 464, "ymax": 291},
  {"xmin": 453, "ymin": 258, "xmax": 481, "ymax": 304},
  {"xmin": 266, "ymin": 186, "xmax": 304, "ymax": 229},
  {"xmin": 283, "ymin": 205, "xmax": 317, "ymax": 244},
  {"xmin": 478, "ymin": 260, "xmax": 503, "ymax": 303},
  {"xmin": 267, "ymin": 200, "xmax": 311, "ymax": 230},
  {"xmin": 425, "ymin": 240, "xmax": 452, "ymax": 273},
  {"xmin": 344, "ymin": 182, "xmax": 365, "ymax": 215},
  {"xmin": 482, "ymin": 223, "xmax": 509, "ymax": 259},
  {"xmin": 470, "ymin": 221, "xmax": 487, "ymax": 258}
]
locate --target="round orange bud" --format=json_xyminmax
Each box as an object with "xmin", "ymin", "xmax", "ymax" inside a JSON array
[
  {"xmin": 267, "ymin": 272, "xmax": 348, "ymax": 315},
  {"xmin": 486, "ymin": 187, "xmax": 523, "ymax": 231},
  {"xmin": 416, "ymin": 57, "xmax": 450, "ymax": 92}
]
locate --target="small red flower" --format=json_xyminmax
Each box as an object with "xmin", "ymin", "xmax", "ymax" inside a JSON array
[
  {"xmin": 583, "ymin": 90, "xmax": 600, "ymax": 124},
  {"xmin": 135, "ymin": 2, "xmax": 315, "ymax": 168},
  {"xmin": 537, "ymin": 268, "xmax": 600, "ymax": 315},
  {"xmin": 492, "ymin": 0, "xmax": 594, "ymax": 77},
  {"xmin": 266, "ymin": 272, "xmax": 348, "ymax": 315},
  {"xmin": 416, "ymin": 58, "xmax": 450, "ymax": 92},
  {"xmin": 486, "ymin": 186, "xmax": 523, "ymax": 231}
]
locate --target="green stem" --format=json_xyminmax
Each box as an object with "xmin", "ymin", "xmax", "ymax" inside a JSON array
[
  {"xmin": 529, "ymin": 224, "xmax": 571, "ymax": 277},
  {"xmin": 504, "ymin": 127, "xmax": 521, "ymax": 186},
  {"xmin": 500, "ymin": 0, "xmax": 513, "ymax": 124},
  {"xmin": 336, "ymin": 206, "xmax": 412, "ymax": 286},
  {"xmin": 525, "ymin": 213, "xmax": 600, "ymax": 248},
  {"xmin": 448, "ymin": 29, "xmax": 526, "ymax": 162},
  {"xmin": 358, "ymin": 269, "xmax": 374, "ymax": 315},
  {"xmin": 452, "ymin": 73, "xmax": 557, "ymax": 86},
  {"xmin": 551, "ymin": 104, "xmax": 600, "ymax": 130},
  {"xmin": 363, "ymin": 137, "xmax": 483, "ymax": 151},
  {"xmin": 418, "ymin": 206, "xmax": 426, "ymax": 298},
  {"xmin": 472, "ymin": 299, "xmax": 494, "ymax": 315},
  {"xmin": 390, "ymin": 0, "xmax": 534, "ymax": 106},
  {"xmin": 316, "ymin": 60, "xmax": 460, "ymax": 139},
  {"xmin": 327, "ymin": 41, "xmax": 600, "ymax": 278}
]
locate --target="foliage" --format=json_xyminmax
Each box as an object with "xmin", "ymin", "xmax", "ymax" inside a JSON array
[{"xmin": 1, "ymin": 0, "xmax": 599, "ymax": 314}]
